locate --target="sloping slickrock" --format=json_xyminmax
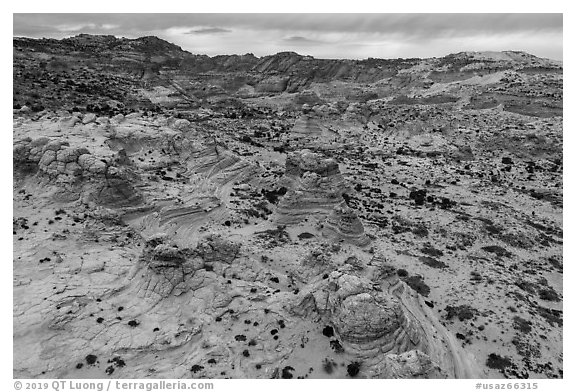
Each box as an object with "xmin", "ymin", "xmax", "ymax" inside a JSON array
[{"xmin": 370, "ymin": 350, "xmax": 448, "ymax": 379}]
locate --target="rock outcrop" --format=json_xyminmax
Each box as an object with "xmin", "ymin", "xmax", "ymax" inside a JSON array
[
  {"xmin": 284, "ymin": 149, "xmax": 341, "ymax": 178},
  {"xmin": 326, "ymin": 273, "xmax": 423, "ymax": 356},
  {"xmin": 371, "ymin": 350, "xmax": 447, "ymax": 379},
  {"xmin": 135, "ymin": 234, "xmax": 202, "ymax": 298},
  {"xmin": 275, "ymin": 150, "xmax": 347, "ymax": 224},
  {"xmin": 289, "ymin": 270, "xmax": 479, "ymax": 378},
  {"xmin": 13, "ymin": 136, "xmax": 144, "ymax": 207},
  {"xmin": 287, "ymin": 115, "xmax": 323, "ymax": 142},
  {"xmin": 276, "ymin": 150, "xmax": 369, "ymax": 246},
  {"xmin": 195, "ymin": 234, "xmax": 241, "ymax": 265},
  {"xmin": 134, "ymin": 234, "xmax": 240, "ymax": 299},
  {"xmin": 322, "ymin": 202, "xmax": 371, "ymax": 246}
]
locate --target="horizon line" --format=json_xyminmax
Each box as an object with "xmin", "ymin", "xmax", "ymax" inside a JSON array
[{"xmin": 12, "ymin": 33, "xmax": 563, "ymax": 63}]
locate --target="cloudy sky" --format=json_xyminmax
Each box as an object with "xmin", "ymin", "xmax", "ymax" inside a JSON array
[{"xmin": 13, "ymin": 13, "xmax": 563, "ymax": 60}]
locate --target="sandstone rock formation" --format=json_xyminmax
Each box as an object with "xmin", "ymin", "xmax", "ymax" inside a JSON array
[
  {"xmin": 276, "ymin": 150, "xmax": 347, "ymax": 223},
  {"xmin": 287, "ymin": 115, "xmax": 323, "ymax": 142},
  {"xmin": 275, "ymin": 150, "xmax": 370, "ymax": 247},
  {"xmin": 371, "ymin": 350, "xmax": 447, "ymax": 379},
  {"xmin": 135, "ymin": 234, "xmax": 202, "ymax": 298},
  {"xmin": 322, "ymin": 202, "xmax": 371, "ymax": 246}
]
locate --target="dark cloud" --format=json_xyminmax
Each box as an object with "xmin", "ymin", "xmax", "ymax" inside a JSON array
[
  {"xmin": 281, "ymin": 36, "xmax": 322, "ymax": 45},
  {"xmin": 185, "ymin": 27, "xmax": 231, "ymax": 35},
  {"xmin": 12, "ymin": 13, "xmax": 563, "ymax": 60}
]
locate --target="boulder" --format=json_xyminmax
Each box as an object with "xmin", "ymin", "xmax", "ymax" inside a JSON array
[{"xmin": 82, "ymin": 113, "xmax": 97, "ymax": 124}]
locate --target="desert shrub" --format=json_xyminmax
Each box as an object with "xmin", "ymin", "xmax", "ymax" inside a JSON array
[
  {"xmin": 538, "ymin": 288, "xmax": 560, "ymax": 302},
  {"xmin": 404, "ymin": 275, "xmax": 430, "ymax": 296},
  {"xmin": 419, "ymin": 256, "xmax": 448, "ymax": 269},
  {"xmin": 347, "ymin": 362, "xmax": 361, "ymax": 377},
  {"xmin": 397, "ymin": 268, "xmax": 409, "ymax": 277},
  {"xmin": 482, "ymin": 245, "xmax": 512, "ymax": 258},
  {"xmin": 486, "ymin": 354, "xmax": 513, "ymax": 371},
  {"xmin": 444, "ymin": 305, "xmax": 477, "ymax": 321},
  {"xmin": 512, "ymin": 316, "xmax": 532, "ymax": 333}
]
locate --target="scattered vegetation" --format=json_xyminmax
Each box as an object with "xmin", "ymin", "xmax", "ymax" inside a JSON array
[{"xmin": 444, "ymin": 305, "xmax": 477, "ymax": 322}]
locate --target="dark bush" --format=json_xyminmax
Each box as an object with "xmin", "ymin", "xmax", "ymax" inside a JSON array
[
  {"xmin": 322, "ymin": 326, "xmax": 334, "ymax": 337},
  {"xmin": 404, "ymin": 275, "xmax": 430, "ymax": 296},
  {"xmin": 397, "ymin": 268, "xmax": 409, "ymax": 277},
  {"xmin": 482, "ymin": 245, "xmax": 512, "ymax": 258},
  {"xmin": 419, "ymin": 256, "xmax": 447, "ymax": 269},
  {"xmin": 347, "ymin": 362, "xmax": 361, "ymax": 377},
  {"xmin": 486, "ymin": 354, "xmax": 513, "ymax": 371},
  {"xmin": 512, "ymin": 316, "xmax": 532, "ymax": 333},
  {"xmin": 538, "ymin": 288, "xmax": 560, "ymax": 302},
  {"xmin": 85, "ymin": 354, "xmax": 98, "ymax": 365},
  {"xmin": 444, "ymin": 305, "xmax": 477, "ymax": 321},
  {"xmin": 190, "ymin": 364, "xmax": 204, "ymax": 373},
  {"xmin": 281, "ymin": 366, "xmax": 295, "ymax": 379}
]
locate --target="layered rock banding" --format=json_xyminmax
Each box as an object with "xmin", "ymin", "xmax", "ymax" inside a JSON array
[
  {"xmin": 275, "ymin": 149, "xmax": 370, "ymax": 246},
  {"xmin": 14, "ymin": 136, "xmax": 144, "ymax": 207},
  {"xmin": 275, "ymin": 150, "xmax": 347, "ymax": 222},
  {"xmin": 135, "ymin": 234, "xmax": 202, "ymax": 298},
  {"xmin": 287, "ymin": 115, "xmax": 323, "ymax": 143},
  {"xmin": 289, "ymin": 268, "xmax": 479, "ymax": 378},
  {"xmin": 322, "ymin": 202, "xmax": 371, "ymax": 246},
  {"xmin": 134, "ymin": 234, "xmax": 240, "ymax": 299}
]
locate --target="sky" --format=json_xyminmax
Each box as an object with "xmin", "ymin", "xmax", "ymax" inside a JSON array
[{"xmin": 13, "ymin": 13, "xmax": 563, "ymax": 61}]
